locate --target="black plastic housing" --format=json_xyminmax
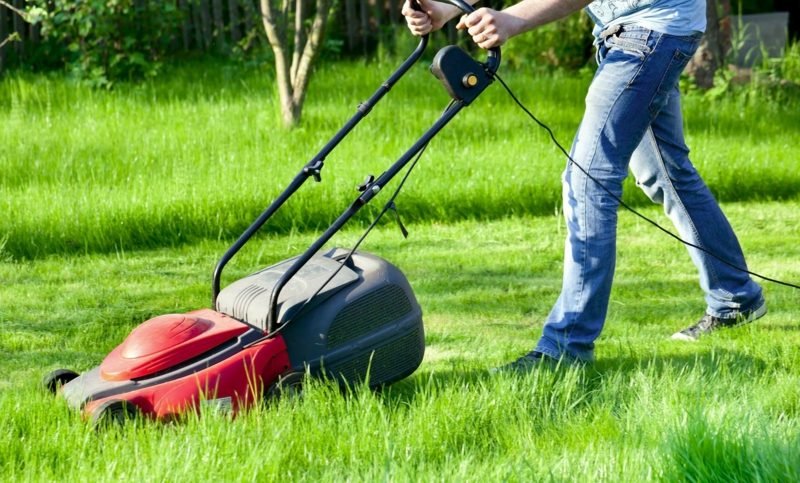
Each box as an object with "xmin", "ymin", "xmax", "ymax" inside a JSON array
[
  {"xmin": 431, "ymin": 45, "xmax": 493, "ymax": 104},
  {"xmin": 217, "ymin": 249, "xmax": 425, "ymax": 388}
]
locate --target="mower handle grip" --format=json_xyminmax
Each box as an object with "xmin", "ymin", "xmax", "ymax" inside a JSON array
[
  {"xmin": 407, "ymin": 0, "xmax": 499, "ymax": 73},
  {"xmin": 443, "ymin": 0, "xmax": 501, "ymax": 73}
]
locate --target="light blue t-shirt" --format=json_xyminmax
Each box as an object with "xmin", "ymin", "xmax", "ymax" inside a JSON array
[{"xmin": 586, "ymin": 0, "xmax": 707, "ymax": 37}]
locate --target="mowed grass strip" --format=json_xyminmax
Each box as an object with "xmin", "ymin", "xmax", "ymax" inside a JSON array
[
  {"xmin": 1, "ymin": 201, "xmax": 798, "ymax": 480},
  {"xmin": 2, "ymin": 60, "xmax": 799, "ymax": 259}
]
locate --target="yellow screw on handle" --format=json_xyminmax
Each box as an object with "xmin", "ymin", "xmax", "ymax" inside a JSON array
[{"xmin": 462, "ymin": 73, "xmax": 478, "ymax": 88}]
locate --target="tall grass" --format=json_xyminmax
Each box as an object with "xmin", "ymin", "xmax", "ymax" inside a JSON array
[
  {"xmin": 2, "ymin": 59, "xmax": 799, "ymax": 260},
  {"xmin": 1, "ymin": 204, "xmax": 799, "ymax": 481}
]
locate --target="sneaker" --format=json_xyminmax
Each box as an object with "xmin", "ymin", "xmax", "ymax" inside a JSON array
[
  {"xmin": 491, "ymin": 351, "xmax": 555, "ymax": 373},
  {"xmin": 671, "ymin": 301, "xmax": 767, "ymax": 342}
]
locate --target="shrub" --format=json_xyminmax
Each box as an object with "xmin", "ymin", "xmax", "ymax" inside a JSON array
[
  {"xmin": 703, "ymin": 40, "xmax": 800, "ymax": 105},
  {"xmin": 501, "ymin": 11, "xmax": 594, "ymax": 71},
  {"xmin": 32, "ymin": 0, "xmax": 182, "ymax": 87}
]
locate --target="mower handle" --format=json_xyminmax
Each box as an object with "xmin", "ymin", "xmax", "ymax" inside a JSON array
[
  {"xmin": 212, "ymin": 34, "xmax": 428, "ymax": 307},
  {"xmin": 261, "ymin": 3, "xmax": 502, "ymax": 334},
  {"xmin": 443, "ymin": 0, "xmax": 501, "ymax": 74}
]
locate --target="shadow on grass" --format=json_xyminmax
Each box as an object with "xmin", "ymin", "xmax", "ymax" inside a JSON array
[
  {"xmin": 377, "ymin": 347, "xmax": 769, "ymax": 409},
  {"xmin": 5, "ymin": 183, "xmax": 800, "ymax": 261}
]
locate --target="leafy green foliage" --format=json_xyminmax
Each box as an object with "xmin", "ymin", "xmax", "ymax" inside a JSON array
[
  {"xmin": 736, "ymin": 0, "xmax": 776, "ymax": 15},
  {"xmin": 701, "ymin": 40, "xmax": 800, "ymax": 105},
  {"xmin": 502, "ymin": 11, "xmax": 594, "ymax": 70},
  {"xmin": 31, "ymin": 0, "xmax": 182, "ymax": 86}
]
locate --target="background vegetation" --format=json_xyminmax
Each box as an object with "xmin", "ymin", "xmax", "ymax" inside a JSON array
[{"xmin": 2, "ymin": 1, "xmax": 795, "ymax": 81}]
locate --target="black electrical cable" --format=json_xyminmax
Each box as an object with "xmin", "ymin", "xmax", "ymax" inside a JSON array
[
  {"xmin": 257, "ymin": 66, "xmax": 798, "ymax": 343},
  {"xmin": 491, "ymin": 71, "xmax": 800, "ymax": 291}
]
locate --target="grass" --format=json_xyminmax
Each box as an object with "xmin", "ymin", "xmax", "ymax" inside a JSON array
[
  {"xmin": 1, "ymin": 58, "xmax": 799, "ymax": 259},
  {"xmin": 1, "ymin": 57, "xmax": 800, "ymax": 480},
  {"xmin": 1, "ymin": 203, "xmax": 799, "ymax": 480}
]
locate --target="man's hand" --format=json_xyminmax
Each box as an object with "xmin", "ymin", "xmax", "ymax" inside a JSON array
[
  {"xmin": 401, "ymin": 0, "xmax": 461, "ymax": 36},
  {"xmin": 402, "ymin": 0, "xmax": 591, "ymax": 49},
  {"xmin": 456, "ymin": 8, "xmax": 521, "ymax": 49}
]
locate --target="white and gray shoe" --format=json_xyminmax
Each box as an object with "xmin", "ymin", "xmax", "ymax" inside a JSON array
[{"xmin": 671, "ymin": 301, "xmax": 767, "ymax": 342}]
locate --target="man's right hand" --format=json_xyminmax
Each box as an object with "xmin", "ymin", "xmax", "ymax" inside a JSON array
[{"xmin": 401, "ymin": 0, "xmax": 461, "ymax": 36}]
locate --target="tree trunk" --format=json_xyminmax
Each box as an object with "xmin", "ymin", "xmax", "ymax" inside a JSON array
[
  {"xmin": 242, "ymin": 0, "xmax": 261, "ymax": 47},
  {"xmin": 290, "ymin": 0, "xmax": 304, "ymax": 85},
  {"xmin": 212, "ymin": 0, "xmax": 226, "ymax": 49},
  {"xmin": 359, "ymin": 0, "xmax": 368, "ymax": 55},
  {"xmin": 12, "ymin": 0, "xmax": 23, "ymax": 56},
  {"xmin": 242, "ymin": 0, "xmax": 254, "ymax": 33},
  {"xmin": 373, "ymin": 0, "xmax": 382, "ymax": 47},
  {"xmin": 386, "ymin": 0, "xmax": 397, "ymax": 43},
  {"xmin": 345, "ymin": 0, "xmax": 357, "ymax": 52},
  {"xmin": 179, "ymin": 0, "xmax": 192, "ymax": 50},
  {"xmin": 200, "ymin": 0, "xmax": 213, "ymax": 49},
  {"xmin": 192, "ymin": 0, "xmax": 205, "ymax": 50},
  {"xmin": 1, "ymin": 4, "xmax": 7, "ymax": 73},
  {"xmin": 686, "ymin": 0, "xmax": 731, "ymax": 89},
  {"xmin": 260, "ymin": 0, "xmax": 331, "ymax": 126}
]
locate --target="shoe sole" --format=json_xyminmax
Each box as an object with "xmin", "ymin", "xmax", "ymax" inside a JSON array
[
  {"xmin": 671, "ymin": 331, "xmax": 699, "ymax": 342},
  {"xmin": 670, "ymin": 302, "xmax": 768, "ymax": 342}
]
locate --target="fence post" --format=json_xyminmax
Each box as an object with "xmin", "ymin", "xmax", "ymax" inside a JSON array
[
  {"xmin": 199, "ymin": 0, "xmax": 213, "ymax": 49},
  {"xmin": 212, "ymin": 0, "xmax": 225, "ymax": 49},
  {"xmin": 12, "ymin": 0, "xmax": 23, "ymax": 57},
  {"xmin": 228, "ymin": 0, "xmax": 241, "ymax": 43},
  {"xmin": 0, "ymin": 4, "xmax": 7, "ymax": 74}
]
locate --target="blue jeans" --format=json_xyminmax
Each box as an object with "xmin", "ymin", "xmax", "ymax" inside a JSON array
[{"xmin": 534, "ymin": 26, "xmax": 764, "ymax": 362}]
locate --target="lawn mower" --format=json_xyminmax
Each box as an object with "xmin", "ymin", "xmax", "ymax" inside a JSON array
[{"xmin": 43, "ymin": 0, "xmax": 501, "ymax": 425}]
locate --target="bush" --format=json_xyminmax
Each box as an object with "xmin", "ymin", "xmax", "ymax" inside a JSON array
[
  {"xmin": 32, "ymin": 0, "xmax": 182, "ymax": 87},
  {"xmin": 501, "ymin": 11, "xmax": 594, "ymax": 70},
  {"xmin": 778, "ymin": 40, "xmax": 800, "ymax": 84},
  {"xmin": 703, "ymin": 41, "xmax": 800, "ymax": 105}
]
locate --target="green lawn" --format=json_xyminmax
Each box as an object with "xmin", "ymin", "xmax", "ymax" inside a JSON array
[
  {"xmin": 1, "ymin": 57, "xmax": 799, "ymax": 480},
  {"xmin": 2, "ymin": 204, "xmax": 800, "ymax": 480},
  {"xmin": 2, "ymin": 58, "xmax": 798, "ymax": 259}
]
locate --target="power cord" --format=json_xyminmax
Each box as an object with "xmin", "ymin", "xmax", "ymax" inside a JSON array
[
  {"xmin": 491, "ymin": 72, "xmax": 800, "ymax": 291},
  {"xmin": 266, "ymin": 70, "xmax": 799, "ymax": 338}
]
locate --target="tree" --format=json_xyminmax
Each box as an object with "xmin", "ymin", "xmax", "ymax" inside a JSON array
[
  {"xmin": 260, "ymin": 0, "xmax": 332, "ymax": 127},
  {"xmin": 686, "ymin": 0, "xmax": 732, "ymax": 88}
]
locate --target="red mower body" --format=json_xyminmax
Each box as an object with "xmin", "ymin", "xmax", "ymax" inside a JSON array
[
  {"xmin": 43, "ymin": 32, "xmax": 504, "ymax": 425},
  {"xmin": 53, "ymin": 250, "xmax": 425, "ymax": 425},
  {"xmin": 100, "ymin": 311, "xmax": 251, "ymax": 381},
  {"xmin": 61, "ymin": 310, "xmax": 291, "ymax": 422}
]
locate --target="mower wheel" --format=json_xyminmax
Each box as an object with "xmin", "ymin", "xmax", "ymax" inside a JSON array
[
  {"xmin": 90, "ymin": 399, "xmax": 140, "ymax": 428},
  {"xmin": 42, "ymin": 369, "xmax": 79, "ymax": 394},
  {"xmin": 266, "ymin": 372, "xmax": 304, "ymax": 401}
]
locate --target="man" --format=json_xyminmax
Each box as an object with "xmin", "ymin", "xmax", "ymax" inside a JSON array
[{"xmin": 402, "ymin": 0, "xmax": 766, "ymax": 368}]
